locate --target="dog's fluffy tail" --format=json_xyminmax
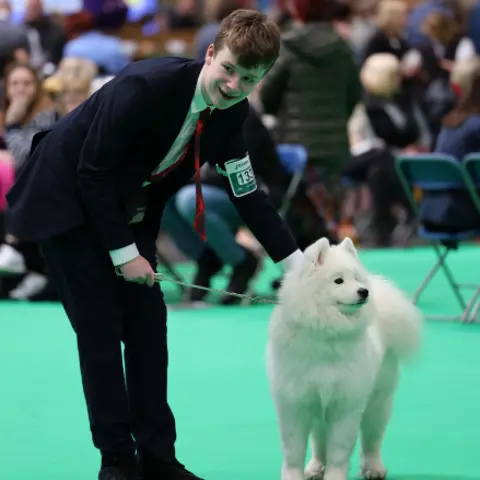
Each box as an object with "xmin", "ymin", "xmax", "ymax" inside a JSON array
[{"xmin": 370, "ymin": 275, "xmax": 423, "ymax": 359}]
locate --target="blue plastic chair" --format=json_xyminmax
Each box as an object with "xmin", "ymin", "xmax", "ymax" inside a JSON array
[
  {"xmin": 395, "ymin": 153, "xmax": 480, "ymax": 322},
  {"xmin": 276, "ymin": 144, "xmax": 308, "ymax": 219},
  {"xmin": 461, "ymin": 153, "xmax": 480, "ymax": 321},
  {"xmin": 462, "ymin": 153, "xmax": 480, "ymax": 187}
]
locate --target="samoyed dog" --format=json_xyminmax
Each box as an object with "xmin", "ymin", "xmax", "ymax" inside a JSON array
[{"xmin": 266, "ymin": 237, "xmax": 422, "ymax": 480}]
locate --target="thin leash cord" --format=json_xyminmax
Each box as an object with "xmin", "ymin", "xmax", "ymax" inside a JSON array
[{"xmin": 116, "ymin": 269, "xmax": 280, "ymax": 305}]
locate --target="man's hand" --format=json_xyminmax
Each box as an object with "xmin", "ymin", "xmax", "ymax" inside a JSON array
[{"xmin": 120, "ymin": 256, "xmax": 155, "ymax": 286}]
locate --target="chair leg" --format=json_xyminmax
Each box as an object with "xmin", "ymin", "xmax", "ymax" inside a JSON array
[
  {"xmin": 412, "ymin": 244, "xmax": 449, "ymax": 304},
  {"xmin": 414, "ymin": 243, "xmax": 480, "ymax": 323},
  {"xmin": 460, "ymin": 287, "xmax": 480, "ymax": 323},
  {"xmin": 466, "ymin": 298, "xmax": 480, "ymax": 323},
  {"xmin": 436, "ymin": 246, "xmax": 467, "ymax": 312}
]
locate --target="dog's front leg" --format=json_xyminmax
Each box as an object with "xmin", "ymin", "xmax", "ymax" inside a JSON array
[
  {"xmin": 275, "ymin": 398, "xmax": 311, "ymax": 480},
  {"xmin": 359, "ymin": 359, "xmax": 398, "ymax": 479},
  {"xmin": 305, "ymin": 417, "xmax": 327, "ymax": 479},
  {"xmin": 323, "ymin": 409, "xmax": 363, "ymax": 480}
]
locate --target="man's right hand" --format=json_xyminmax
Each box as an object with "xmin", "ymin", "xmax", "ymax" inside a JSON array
[{"xmin": 120, "ymin": 256, "xmax": 156, "ymax": 286}]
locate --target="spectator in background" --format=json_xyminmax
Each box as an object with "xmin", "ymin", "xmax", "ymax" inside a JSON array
[
  {"xmin": 406, "ymin": 0, "xmax": 455, "ymax": 48},
  {"xmin": 361, "ymin": 0, "xmax": 410, "ymax": 62},
  {"xmin": 1, "ymin": 63, "xmax": 52, "ymax": 168},
  {"xmin": 348, "ymin": 52, "xmax": 427, "ymax": 245},
  {"xmin": 0, "ymin": 0, "xmax": 30, "ymax": 80},
  {"xmin": 63, "ymin": 9, "xmax": 131, "ymax": 75},
  {"xmin": 415, "ymin": 10, "xmax": 474, "ymax": 145},
  {"xmin": 0, "ymin": 62, "xmax": 53, "ymax": 298},
  {"xmin": 43, "ymin": 57, "xmax": 96, "ymax": 114},
  {"xmin": 168, "ymin": 0, "xmax": 200, "ymax": 28},
  {"xmin": 419, "ymin": 11, "xmax": 476, "ymax": 77},
  {"xmin": 23, "ymin": 0, "xmax": 66, "ymax": 72},
  {"xmin": 0, "ymin": 60, "xmax": 94, "ymax": 300},
  {"xmin": 348, "ymin": 0, "xmax": 378, "ymax": 61},
  {"xmin": 195, "ymin": 0, "xmax": 254, "ymax": 60},
  {"xmin": 260, "ymin": 0, "xmax": 362, "ymax": 243},
  {"xmin": 419, "ymin": 65, "xmax": 480, "ymax": 232},
  {"xmin": 361, "ymin": 0, "xmax": 423, "ymax": 84},
  {"xmin": 328, "ymin": 0, "xmax": 353, "ymax": 41}
]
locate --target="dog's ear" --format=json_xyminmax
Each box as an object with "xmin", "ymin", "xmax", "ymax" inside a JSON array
[
  {"xmin": 315, "ymin": 237, "xmax": 330, "ymax": 265},
  {"xmin": 340, "ymin": 237, "xmax": 359, "ymax": 259}
]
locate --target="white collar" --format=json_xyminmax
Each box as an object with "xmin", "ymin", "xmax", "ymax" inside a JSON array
[{"xmin": 191, "ymin": 67, "xmax": 214, "ymax": 114}]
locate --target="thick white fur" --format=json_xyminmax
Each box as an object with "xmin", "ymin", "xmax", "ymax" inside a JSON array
[{"xmin": 266, "ymin": 237, "xmax": 422, "ymax": 480}]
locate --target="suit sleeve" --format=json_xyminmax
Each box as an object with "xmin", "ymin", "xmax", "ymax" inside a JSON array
[
  {"xmin": 210, "ymin": 106, "xmax": 299, "ymax": 263},
  {"xmin": 77, "ymin": 75, "xmax": 154, "ymax": 265}
]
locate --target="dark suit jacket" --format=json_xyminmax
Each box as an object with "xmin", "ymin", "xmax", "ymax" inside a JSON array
[{"xmin": 6, "ymin": 57, "xmax": 297, "ymax": 263}]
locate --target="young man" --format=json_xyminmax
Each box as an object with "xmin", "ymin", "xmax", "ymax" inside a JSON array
[{"xmin": 7, "ymin": 9, "xmax": 303, "ymax": 480}]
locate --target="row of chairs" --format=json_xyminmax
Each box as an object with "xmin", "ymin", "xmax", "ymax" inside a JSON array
[
  {"xmin": 395, "ymin": 153, "xmax": 480, "ymax": 323},
  {"xmin": 160, "ymin": 147, "xmax": 480, "ymax": 319}
]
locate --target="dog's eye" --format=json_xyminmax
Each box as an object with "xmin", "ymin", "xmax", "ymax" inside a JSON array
[{"xmin": 334, "ymin": 278, "xmax": 344, "ymax": 284}]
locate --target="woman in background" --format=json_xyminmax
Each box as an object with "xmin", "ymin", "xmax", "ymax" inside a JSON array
[
  {"xmin": 0, "ymin": 59, "xmax": 94, "ymax": 300},
  {"xmin": 420, "ymin": 65, "xmax": 480, "ymax": 232}
]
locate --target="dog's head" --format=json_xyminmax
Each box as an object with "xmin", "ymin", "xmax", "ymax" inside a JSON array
[{"xmin": 278, "ymin": 237, "xmax": 373, "ymax": 334}]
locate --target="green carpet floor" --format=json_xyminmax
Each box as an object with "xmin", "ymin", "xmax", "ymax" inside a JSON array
[{"xmin": 1, "ymin": 245, "xmax": 480, "ymax": 479}]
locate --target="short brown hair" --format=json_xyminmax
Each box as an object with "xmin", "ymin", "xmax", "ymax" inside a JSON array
[{"xmin": 213, "ymin": 9, "xmax": 281, "ymax": 70}]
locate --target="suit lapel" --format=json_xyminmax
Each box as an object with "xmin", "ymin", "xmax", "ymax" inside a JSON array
[{"xmin": 141, "ymin": 60, "xmax": 204, "ymax": 177}]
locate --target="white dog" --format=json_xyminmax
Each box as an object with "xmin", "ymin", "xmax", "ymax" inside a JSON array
[{"xmin": 266, "ymin": 237, "xmax": 422, "ymax": 480}]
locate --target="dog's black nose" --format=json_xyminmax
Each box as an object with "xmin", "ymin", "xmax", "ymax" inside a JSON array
[{"xmin": 357, "ymin": 288, "xmax": 369, "ymax": 300}]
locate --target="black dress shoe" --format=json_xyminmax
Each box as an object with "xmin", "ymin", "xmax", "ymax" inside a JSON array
[
  {"xmin": 164, "ymin": 461, "xmax": 204, "ymax": 480},
  {"xmin": 98, "ymin": 466, "xmax": 138, "ymax": 480},
  {"xmin": 139, "ymin": 458, "xmax": 204, "ymax": 480},
  {"xmin": 99, "ymin": 453, "xmax": 138, "ymax": 480}
]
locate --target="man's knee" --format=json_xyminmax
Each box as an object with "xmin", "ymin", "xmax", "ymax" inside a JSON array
[{"xmin": 175, "ymin": 186, "xmax": 197, "ymax": 219}]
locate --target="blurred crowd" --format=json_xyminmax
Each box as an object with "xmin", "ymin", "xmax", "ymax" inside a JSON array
[{"xmin": 1, "ymin": 0, "xmax": 480, "ymax": 304}]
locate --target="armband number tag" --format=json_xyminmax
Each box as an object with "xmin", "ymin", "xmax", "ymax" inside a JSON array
[{"xmin": 224, "ymin": 155, "xmax": 257, "ymax": 197}]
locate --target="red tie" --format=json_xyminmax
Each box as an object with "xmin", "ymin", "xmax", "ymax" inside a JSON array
[
  {"xmin": 150, "ymin": 107, "xmax": 210, "ymax": 241},
  {"xmin": 193, "ymin": 107, "xmax": 210, "ymax": 241}
]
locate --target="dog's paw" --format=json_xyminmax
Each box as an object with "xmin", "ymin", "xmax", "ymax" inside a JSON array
[
  {"xmin": 359, "ymin": 467, "xmax": 387, "ymax": 479},
  {"xmin": 305, "ymin": 460, "xmax": 325, "ymax": 480}
]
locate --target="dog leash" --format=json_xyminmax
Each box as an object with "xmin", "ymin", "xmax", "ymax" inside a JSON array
[
  {"xmin": 116, "ymin": 269, "xmax": 280, "ymax": 305},
  {"xmin": 156, "ymin": 272, "xmax": 280, "ymax": 305}
]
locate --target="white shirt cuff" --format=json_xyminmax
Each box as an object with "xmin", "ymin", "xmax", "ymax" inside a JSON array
[
  {"xmin": 279, "ymin": 249, "xmax": 303, "ymax": 271},
  {"xmin": 109, "ymin": 243, "xmax": 140, "ymax": 267}
]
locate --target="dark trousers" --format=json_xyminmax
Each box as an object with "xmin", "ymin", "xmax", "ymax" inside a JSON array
[
  {"xmin": 15, "ymin": 240, "xmax": 46, "ymax": 274},
  {"xmin": 40, "ymin": 223, "xmax": 176, "ymax": 461}
]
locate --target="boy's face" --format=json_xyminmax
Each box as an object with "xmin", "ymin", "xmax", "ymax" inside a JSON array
[{"xmin": 201, "ymin": 44, "xmax": 269, "ymax": 109}]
